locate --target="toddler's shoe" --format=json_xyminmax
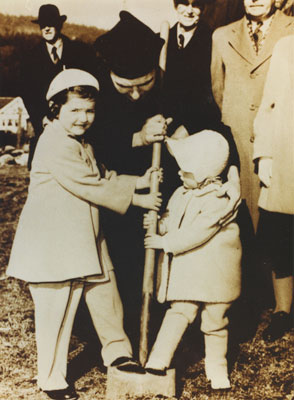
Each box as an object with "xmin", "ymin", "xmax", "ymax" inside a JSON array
[
  {"xmin": 262, "ymin": 311, "xmax": 291, "ymax": 342},
  {"xmin": 111, "ymin": 356, "xmax": 145, "ymax": 374},
  {"xmin": 209, "ymin": 375, "xmax": 231, "ymax": 390},
  {"xmin": 206, "ymin": 363, "xmax": 231, "ymax": 390}
]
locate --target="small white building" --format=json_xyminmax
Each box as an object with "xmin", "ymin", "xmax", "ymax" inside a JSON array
[{"xmin": 0, "ymin": 97, "xmax": 29, "ymax": 134}]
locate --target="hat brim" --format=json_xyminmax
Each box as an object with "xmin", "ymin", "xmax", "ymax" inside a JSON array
[{"xmin": 31, "ymin": 15, "xmax": 67, "ymax": 25}]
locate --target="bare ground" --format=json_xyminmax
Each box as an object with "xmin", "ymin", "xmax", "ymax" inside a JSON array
[{"xmin": 0, "ymin": 165, "xmax": 293, "ymax": 400}]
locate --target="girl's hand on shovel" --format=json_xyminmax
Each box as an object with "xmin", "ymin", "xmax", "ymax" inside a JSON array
[
  {"xmin": 136, "ymin": 167, "xmax": 163, "ymax": 190},
  {"xmin": 144, "ymin": 233, "xmax": 164, "ymax": 249},
  {"xmin": 132, "ymin": 192, "xmax": 162, "ymax": 211}
]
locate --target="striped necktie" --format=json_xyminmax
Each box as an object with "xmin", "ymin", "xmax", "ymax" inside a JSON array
[{"xmin": 252, "ymin": 22, "xmax": 263, "ymax": 53}]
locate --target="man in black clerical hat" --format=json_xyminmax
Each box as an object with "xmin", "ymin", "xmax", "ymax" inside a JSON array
[
  {"xmin": 91, "ymin": 11, "xmax": 174, "ymax": 348},
  {"xmin": 91, "ymin": 11, "xmax": 240, "ymax": 350},
  {"xmin": 94, "ymin": 11, "xmax": 171, "ymax": 153},
  {"xmin": 21, "ymin": 4, "xmax": 96, "ymax": 169}
]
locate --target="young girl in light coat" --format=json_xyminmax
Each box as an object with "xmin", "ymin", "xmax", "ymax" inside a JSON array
[
  {"xmin": 144, "ymin": 130, "xmax": 242, "ymax": 390},
  {"xmin": 7, "ymin": 69, "xmax": 162, "ymax": 400}
]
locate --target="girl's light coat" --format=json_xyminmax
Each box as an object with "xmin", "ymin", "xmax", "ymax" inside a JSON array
[
  {"xmin": 7, "ymin": 120, "xmax": 137, "ymax": 282},
  {"xmin": 158, "ymin": 184, "xmax": 242, "ymax": 303}
]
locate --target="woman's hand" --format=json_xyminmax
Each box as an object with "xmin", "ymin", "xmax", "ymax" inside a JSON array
[
  {"xmin": 144, "ymin": 233, "xmax": 164, "ymax": 249},
  {"xmin": 136, "ymin": 167, "xmax": 163, "ymax": 190},
  {"xmin": 217, "ymin": 165, "xmax": 241, "ymax": 226},
  {"xmin": 132, "ymin": 192, "xmax": 162, "ymax": 211},
  {"xmin": 258, "ymin": 157, "xmax": 272, "ymax": 188}
]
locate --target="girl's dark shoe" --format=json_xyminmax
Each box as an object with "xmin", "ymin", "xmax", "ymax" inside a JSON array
[
  {"xmin": 262, "ymin": 311, "xmax": 291, "ymax": 342},
  {"xmin": 44, "ymin": 386, "xmax": 79, "ymax": 400},
  {"xmin": 145, "ymin": 367, "xmax": 167, "ymax": 376},
  {"xmin": 111, "ymin": 356, "xmax": 145, "ymax": 374}
]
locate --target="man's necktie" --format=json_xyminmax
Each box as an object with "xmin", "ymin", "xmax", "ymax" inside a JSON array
[
  {"xmin": 178, "ymin": 34, "xmax": 185, "ymax": 50},
  {"xmin": 51, "ymin": 46, "xmax": 59, "ymax": 64},
  {"xmin": 252, "ymin": 22, "xmax": 263, "ymax": 53}
]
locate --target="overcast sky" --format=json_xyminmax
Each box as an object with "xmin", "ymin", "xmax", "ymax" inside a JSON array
[{"xmin": 1, "ymin": 0, "xmax": 177, "ymax": 31}]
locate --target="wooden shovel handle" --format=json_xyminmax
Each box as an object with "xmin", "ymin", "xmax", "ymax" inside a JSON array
[{"xmin": 139, "ymin": 21, "xmax": 170, "ymax": 367}]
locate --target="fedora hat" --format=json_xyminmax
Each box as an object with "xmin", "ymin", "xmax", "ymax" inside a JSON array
[{"xmin": 32, "ymin": 4, "xmax": 67, "ymax": 27}]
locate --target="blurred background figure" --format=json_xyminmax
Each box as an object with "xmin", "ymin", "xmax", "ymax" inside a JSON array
[
  {"xmin": 21, "ymin": 4, "xmax": 95, "ymax": 169},
  {"xmin": 253, "ymin": 35, "xmax": 294, "ymax": 341}
]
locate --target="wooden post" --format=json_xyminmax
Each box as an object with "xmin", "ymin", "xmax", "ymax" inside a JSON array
[
  {"xmin": 139, "ymin": 21, "xmax": 170, "ymax": 367},
  {"xmin": 16, "ymin": 107, "xmax": 22, "ymax": 149}
]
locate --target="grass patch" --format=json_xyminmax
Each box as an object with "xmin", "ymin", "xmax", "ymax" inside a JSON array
[{"xmin": 0, "ymin": 165, "xmax": 293, "ymax": 399}]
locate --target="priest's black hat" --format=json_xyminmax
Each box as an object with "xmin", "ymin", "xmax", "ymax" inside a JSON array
[{"xmin": 94, "ymin": 11, "xmax": 165, "ymax": 79}]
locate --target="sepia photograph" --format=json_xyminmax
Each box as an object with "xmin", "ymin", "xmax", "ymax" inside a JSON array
[{"xmin": 0, "ymin": 0, "xmax": 293, "ymax": 399}]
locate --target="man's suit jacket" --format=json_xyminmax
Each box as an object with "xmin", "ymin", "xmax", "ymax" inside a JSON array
[
  {"xmin": 211, "ymin": 11, "xmax": 294, "ymax": 229},
  {"xmin": 162, "ymin": 21, "xmax": 217, "ymax": 134},
  {"xmin": 21, "ymin": 35, "xmax": 96, "ymax": 168}
]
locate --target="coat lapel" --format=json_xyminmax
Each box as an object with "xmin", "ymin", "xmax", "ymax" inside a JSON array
[
  {"xmin": 227, "ymin": 12, "xmax": 294, "ymax": 71},
  {"xmin": 254, "ymin": 11, "xmax": 292, "ymax": 69},
  {"xmin": 39, "ymin": 40, "xmax": 55, "ymax": 65},
  {"xmin": 228, "ymin": 17, "xmax": 255, "ymax": 65}
]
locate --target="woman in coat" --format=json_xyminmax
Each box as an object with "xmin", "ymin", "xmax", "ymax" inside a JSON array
[
  {"xmin": 253, "ymin": 35, "xmax": 294, "ymax": 341},
  {"xmin": 7, "ymin": 69, "xmax": 162, "ymax": 400}
]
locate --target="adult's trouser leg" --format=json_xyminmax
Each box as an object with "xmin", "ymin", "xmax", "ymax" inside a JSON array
[
  {"xmin": 83, "ymin": 270, "xmax": 133, "ymax": 366},
  {"xmin": 29, "ymin": 281, "xmax": 83, "ymax": 391},
  {"xmin": 146, "ymin": 301, "xmax": 199, "ymax": 369}
]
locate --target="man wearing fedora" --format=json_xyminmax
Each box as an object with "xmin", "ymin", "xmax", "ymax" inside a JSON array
[{"xmin": 21, "ymin": 4, "xmax": 96, "ymax": 169}]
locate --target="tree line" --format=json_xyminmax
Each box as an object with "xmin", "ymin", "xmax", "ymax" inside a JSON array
[{"xmin": 0, "ymin": 13, "xmax": 106, "ymax": 97}]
